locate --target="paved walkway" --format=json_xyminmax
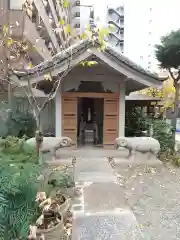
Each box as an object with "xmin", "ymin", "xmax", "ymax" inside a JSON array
[{"xmin": 72, "ymin": 156, "xmax": 145, "ymax": 239}]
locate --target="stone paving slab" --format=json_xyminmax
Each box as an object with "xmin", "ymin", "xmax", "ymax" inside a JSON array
[
  {"xmin": 72, "ymin": 155, "xmax": 147, "ymax": 239},
  {"xmin": 75, "ymin": 157, "xmax": 116, "ymax": 183},
  {"xmin": 83, "ymin": 182, "xmax": 127, "ymax": 212},
  {"xmin": 72, "ymin": 210, "xmax": 145, "ymax": 240}
]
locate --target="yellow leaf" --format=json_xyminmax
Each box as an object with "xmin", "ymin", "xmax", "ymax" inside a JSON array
[
  {"xmin": 63, "ymin": 0, "xmax": 69, "ymax": 8},
  {"xmin": 80, "ymin": 32, "xmax": 88, "ymax": 39},
  {"xmin": 85, "ymin": 25, "xmax": 91, "ymax": 31},
  {"xmin": 86, "ymin": 61, "xmax": 98, "ymax": 66},
  {"xmin": 44, "ymin": 73, "xmax": 52, "ymax": 81},
  {"xmin": 80, "ymin": 61, "xmax": 85, "ymax": 66},
  {"xmin": 101, "ymin": 28, "xmax": 109, "ymax": 36},
  {"xmin": 27, "ymin": 62, "xmax": 33, "ymax": 69},
  {"xmin": 59, "ymin": 19, "xmax": 65, "ymax": 25},
  {"xmin": 7, "ymin": 38, "xmax": 13, "ymax": 47},
  {"xmin": 3, "ymin": 25, "xmax": 8, "ymax": 37},
  {"xmin": 109, "ymin": 24, "xmax": 115, "ymax": 31},
  {"xmin": 64, "ymin": 24, "xmax": 71, "ymax": 34},
  {"xmin": 100, "ymin": 44, "xmax": 106, "ymax": 51}
]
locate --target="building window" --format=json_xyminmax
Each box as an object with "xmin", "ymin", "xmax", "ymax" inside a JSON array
[
  {"xmin": 75, "ymin": 12, "xmax": 80, "ymax": 17},
  {"xmin": 120, "ymin": 20, "xmax": 124, "ymax": 25},
  {"xmin": 75, "ymin": 23, "xmax": 80, "ymax": 28},
  {"xmin": 76, "ymin": 1, "xmax": 80, "ymax": 6}
]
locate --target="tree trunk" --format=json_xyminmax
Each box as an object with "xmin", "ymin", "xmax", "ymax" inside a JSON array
[
  {"xmin": 33, "ymin": 109, "xmax": 43, "ymax": 163},
  {"xmin": 171, "ymin": 81, "xmax": 180, "ymax": 149}
]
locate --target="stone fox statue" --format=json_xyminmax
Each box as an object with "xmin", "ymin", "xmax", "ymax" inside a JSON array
[
  {"xmin": 26, "ymin": 137, "xmax": 72, "ymax": 158},
  {"xmin": 114, "ymin": 137, "xmax": 160, "ymax": 158}
]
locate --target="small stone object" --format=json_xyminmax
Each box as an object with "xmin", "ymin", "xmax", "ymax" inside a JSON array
[
  {"xmin": 114, "ymin": 137, "xmax": 160, "ymax": 160},
  {"xmin": 26, "ymin": 136, "xmax": 72, "ymax": 158}
]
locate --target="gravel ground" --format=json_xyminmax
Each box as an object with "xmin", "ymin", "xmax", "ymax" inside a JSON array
[{"xmin": 112, "ymin": 162, "xmax": 180, "ymax": 240}]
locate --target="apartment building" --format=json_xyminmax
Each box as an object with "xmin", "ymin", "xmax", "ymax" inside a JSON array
[
  {"xmin": 0, "ymin": 0, "xmax": 81, "ymax": 77},
  {"xmin": 106, "ymin": 5, "xmax": 124, "ymax": 53}
]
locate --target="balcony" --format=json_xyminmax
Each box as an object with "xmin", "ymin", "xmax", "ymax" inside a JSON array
[
  {"xmin": 32, "ymin": 0, "xmax": 60, "ymax": 52},
  {"xmin": 9, "ymin": 10, "xmax": 51, "ymax": 61},
  {"xmin": 108, "ymin": 7, "xmax": 124, "ymax": 24}
]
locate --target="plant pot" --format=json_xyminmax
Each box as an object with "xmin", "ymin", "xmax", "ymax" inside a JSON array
[
  {"xmin": 36, "ymin": 213, "xmax": 64, "ymax": 240},
  {"xmin": 59, "ymin": 187, "xmax": 75, "ymax": 198},
  {"xmin": 55, "ymin": 194, "xmax": 69, "ymax": 220}
]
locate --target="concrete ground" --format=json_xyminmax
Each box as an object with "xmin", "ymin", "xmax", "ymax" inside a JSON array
[
  {"xmin": 46, "ymin": 147, "xmax": 179, "ymax": 239},
  {"xmin": 71, "ymin": 155, "xmax": 145, "ymax": 239},
  {"xmin": 112, "ymin": 163, "xmax": 180, "ymax": 240}
]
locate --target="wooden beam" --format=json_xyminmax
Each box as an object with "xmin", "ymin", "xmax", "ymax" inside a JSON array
[{"xmin": 62, "ymin": 92, "xmax": 119, "ymax": 99}]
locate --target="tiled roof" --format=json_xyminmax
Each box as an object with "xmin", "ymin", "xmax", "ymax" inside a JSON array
[
  {"xmin": 12, "ymin": 39, "xmax": 164, "ymax": 82},
  {"xmin": 105, "ymin": 44, "xmax": 161, "ymax": 81}
]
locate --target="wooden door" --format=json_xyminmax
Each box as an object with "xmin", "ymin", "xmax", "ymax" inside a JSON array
[
  {"xmin": 62, "ymin": 96, "xmax": 77, "ymax": 145},
  {"xmin": 103, "ymin": 97, "xmax": 119, "ymax": 147}
]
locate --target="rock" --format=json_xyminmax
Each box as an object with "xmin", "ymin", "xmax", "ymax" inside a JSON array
[
  {"xmin": 114, "ymin": 137, "xmax": 160, "ymax": 160},
  {"xmin": 26, "ymin": 136, "xmax": 72, "ymax": 157}
]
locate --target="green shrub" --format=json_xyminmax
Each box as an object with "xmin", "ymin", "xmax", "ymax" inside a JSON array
[
  {"xmin": 0, "ymin": 136, "xmax": 24, "ymax": 154},
  {"xmin": 0, "ymin": 136, "xmax": 38, "ymax": 164},
  {"xmin": 0, "ymin": 163, "xmax": 40, "ymax": 239},
  {"xmin": 4, "ymin": 109, "xmax": 36, "ymax": 138},
  {"xmin": 148, "ymin": 119, "xmax": 174, "ymax": 154},
  {"xmin": 125, "ymin": 107, "xmax": 147, "ymax": 137},
  {"xmin": 48, "ymin": 168, "xmax": 75, "ymax": 189}
]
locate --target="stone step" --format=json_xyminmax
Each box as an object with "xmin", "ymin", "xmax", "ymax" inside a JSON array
[
  {"xmin": 72, "ymin": 210, "xmax": 145, "ymax": 240},
  {"xmin": 83, "ymin": 182, "xmax": 127, "ymax": 212},
  {"xmin": 113, "ymin": 158, "xmax": 163, "ymax": 174},
  {"xmin": 56, "ymin": 148, "xmax": 128, "ymax": 158},
  {"xmin": 46, "ymin": 158, "xmax": 73, "ymax": 166},
  {"xmin": 114, "ymin": 158, "xmax": 163, "ymax": 167},
  {"xmin": 75, "ymin": 157, "xmax": 116, "ymax": 183}
]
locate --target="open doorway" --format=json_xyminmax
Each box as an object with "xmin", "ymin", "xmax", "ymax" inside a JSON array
[{"xmin": 77, "ymin": 97, "xmax": 104, "ymax": 147}]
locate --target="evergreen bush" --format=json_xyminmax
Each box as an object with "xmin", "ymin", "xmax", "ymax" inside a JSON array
[
  {"xmin": 0, "ymin": 163, "xmax": 39, "ymax": 239},
  {"xmin": 4, "ymin": 109, "xmax": 37, "ymax": 138}
]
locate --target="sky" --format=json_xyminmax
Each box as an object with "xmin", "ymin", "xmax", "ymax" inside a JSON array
[{"xmin": 81, "ymin": 0, "xmax": 180, "ymax": 71}]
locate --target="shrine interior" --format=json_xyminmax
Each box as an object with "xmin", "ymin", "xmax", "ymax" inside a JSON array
[{"xmin": 77, "ymin": 97, "xmax": 104, "ymax": 147}]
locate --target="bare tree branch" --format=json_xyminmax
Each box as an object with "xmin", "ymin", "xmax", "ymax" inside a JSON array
[
  {"xmin": 169, "ymin": 68, "xmax": 180, "ymax": 82},
  {"xmin": 169, "ymin": 68, "xmax": 176, "ymax": 81},
  {"xmin": 39, "ymin": 46, "xmax": 74, "ymax": 111}
]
